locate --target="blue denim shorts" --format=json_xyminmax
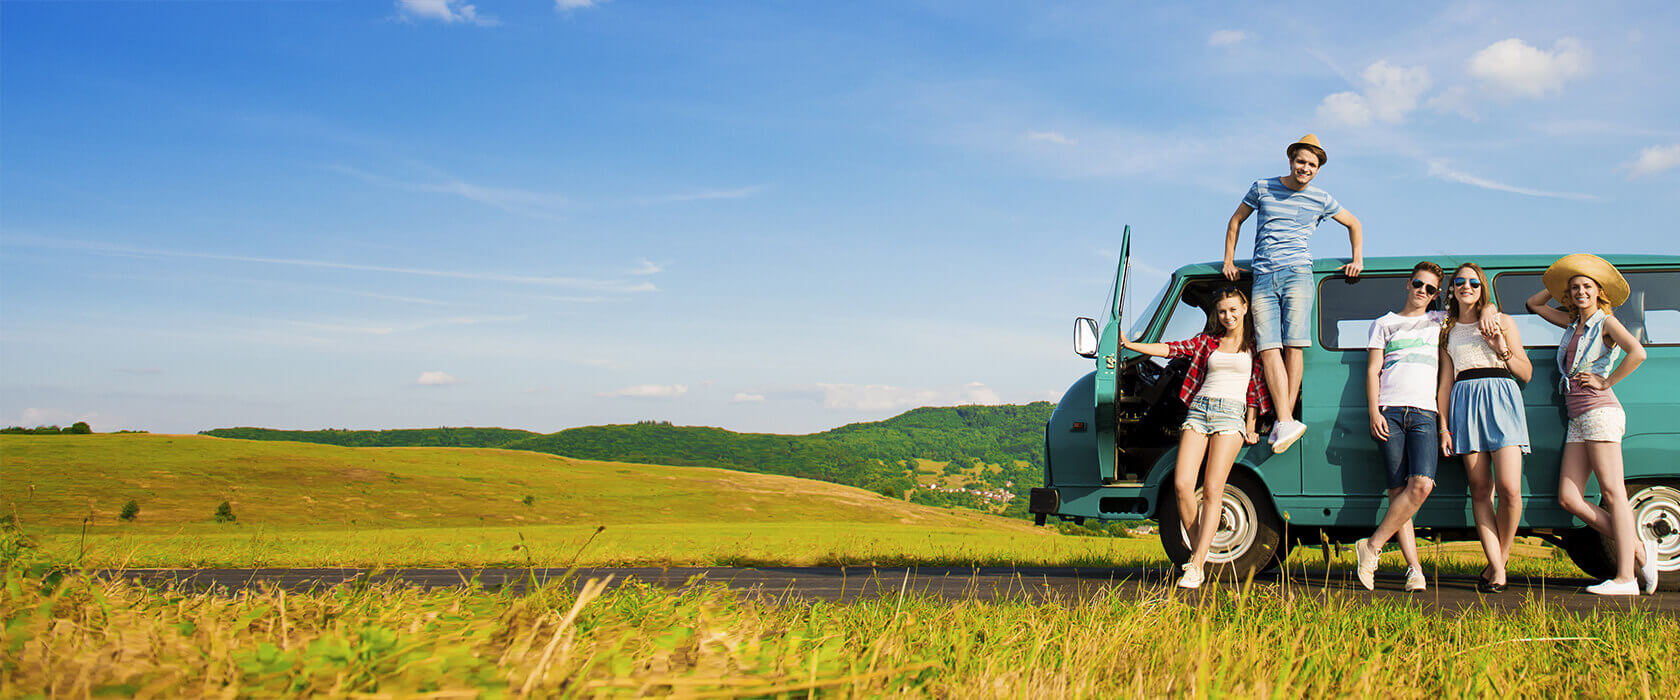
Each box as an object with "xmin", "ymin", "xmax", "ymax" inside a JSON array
[
  {"xmin": 1251, "ymin": 265, "xmax": 1314, "ymax": 351},
  {"xmin": 1181, "ymin": 395, "xmax": 1246, "ymax": 435},
  {"xmin": 1378, "ymin": 406, "xmax": 1440, "ymax": 490}
]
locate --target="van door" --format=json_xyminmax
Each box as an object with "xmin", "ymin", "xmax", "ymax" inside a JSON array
[{"xmin": 1095, "ymin": 226, "xmax": 1130, "ymax": 482}]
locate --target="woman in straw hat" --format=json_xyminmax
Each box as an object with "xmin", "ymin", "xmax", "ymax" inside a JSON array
[
  {"xmin": 1525, "ymin": 254, "xmax": 1656, "ymax": 595},
  {"xmin": 1437, "ymin": 262, "xmax": 1531, "ymax": 593}
]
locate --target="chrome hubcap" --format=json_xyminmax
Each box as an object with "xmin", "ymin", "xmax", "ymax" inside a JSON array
[
  {"xmin": 1177, "ymin": 484, "xmax": 1258, "ymax": 565},
  {"xmin": 1632, "ymin": 485, "xmax": 1680, "ymax": 573}
]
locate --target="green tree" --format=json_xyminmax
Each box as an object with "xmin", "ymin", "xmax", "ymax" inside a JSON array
[
  {"xmin": 120, "ymin": 500, "xmax": 139, "ymax": 521},
  {"xmin": 66, "ymin": 421, "xmax": 93, "ymax": 435},
  {"xmin": 214, "ymin": 501, "xmax": 236, "ymax": 523}
]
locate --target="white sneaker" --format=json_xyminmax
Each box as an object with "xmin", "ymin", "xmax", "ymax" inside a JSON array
[
  {"xmin": 1271, "ymin": 420, "xmax": 1307, "ymax": 453},
  {"xmin": 1404, "ymin": 566, "xmax": 1427, "ymax": 592},
  {"xmin": 1177, "ymin": 563, "xmax": 1204, "ymax": 589},
  {"xmin": 1353, "ymin": 538, "xmax": 1378, "ymax": 591},
  {"xmin": 1638, "ymin": 539, "xmax": 1660, "ymax": 595},
  {"xmin": 1585, "ymin": 579, "xmax": 1639, "ymax": 596}
]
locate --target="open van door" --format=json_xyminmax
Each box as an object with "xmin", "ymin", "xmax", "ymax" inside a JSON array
[{"xmin": 1094, "ymin": 226, "xmax": 1130, "ymax": 483}]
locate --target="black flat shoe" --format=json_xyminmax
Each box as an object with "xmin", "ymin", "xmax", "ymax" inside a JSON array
[{"xmin": 1477, "ymin": 580, "xmax": 1508, "ymax": 594}]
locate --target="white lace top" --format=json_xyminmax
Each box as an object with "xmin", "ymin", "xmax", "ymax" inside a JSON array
[{"xmin": 1445, "ymin": 321, "xmax": 1503, "ymax": 371}]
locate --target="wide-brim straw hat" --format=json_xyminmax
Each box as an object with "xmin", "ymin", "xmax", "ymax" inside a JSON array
[
  {"xmin": 1543, "ymin": 253, "xmax": 1630, "ymax": 308},
  {"xmin": 1287, "ymin": 134, "xmax": 1327, "ymax": 164}
]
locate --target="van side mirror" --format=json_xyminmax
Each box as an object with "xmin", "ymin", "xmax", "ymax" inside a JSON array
[{"xmin": 1074, "ymin": 317, "xmax": 1099, "ymax": 358}]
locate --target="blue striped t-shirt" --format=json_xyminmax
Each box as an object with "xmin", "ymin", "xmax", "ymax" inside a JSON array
[{"xmin": 1242, "ymin": 177, "xmax": 1342, "ymax": 274}]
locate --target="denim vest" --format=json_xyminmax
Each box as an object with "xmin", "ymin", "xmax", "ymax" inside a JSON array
[{"xmin": 1557, "ymin": 309, "xmax": 1620, "ymax": 394}]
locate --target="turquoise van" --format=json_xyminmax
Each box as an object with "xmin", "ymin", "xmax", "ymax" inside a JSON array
[{"xmin": 1034, "ymin": 229, "xmax": 1679, "ymax": 589}]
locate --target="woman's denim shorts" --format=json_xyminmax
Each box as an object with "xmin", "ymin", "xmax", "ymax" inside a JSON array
[{"xmin": 1181, "ymin": 395, "xmax": 1246, "ymax": 435}]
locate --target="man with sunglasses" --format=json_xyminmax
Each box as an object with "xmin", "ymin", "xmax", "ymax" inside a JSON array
[{"xmin": 1349, "ymin": 262, "xmax": 1450, "ymax": 591}]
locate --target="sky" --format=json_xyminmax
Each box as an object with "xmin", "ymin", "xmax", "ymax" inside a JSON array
[{"xmin": 3, "ymin": 1, "xmax": 1679, "ymax": 435}]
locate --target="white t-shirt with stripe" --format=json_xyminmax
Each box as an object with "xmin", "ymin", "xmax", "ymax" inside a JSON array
[{"xmin": 1366, "ymin": 310, "xmax": 1446, "ymax": 412}]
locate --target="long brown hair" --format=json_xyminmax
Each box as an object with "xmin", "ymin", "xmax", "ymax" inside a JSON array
[
  {"xmin": 1440, "ymin": 262, "xmax": 1492, "ymax": 345},
  {"xmin": 1203, "ymin": 286, "xmax": 1257, "ymax": 352}
]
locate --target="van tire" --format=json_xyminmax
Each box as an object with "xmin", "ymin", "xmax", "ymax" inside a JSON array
[
  {"xmin": 1158, "ymin": 469, "xmax": 1284, "ymax": 580},
  {"xmin": 1560, "ymin": 481, "xmax": 1680, "ymax": 592}
]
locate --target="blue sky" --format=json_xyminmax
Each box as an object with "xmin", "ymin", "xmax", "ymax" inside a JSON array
[{"xmin": 3, "ymin": 1, "xmax": 1678, "ymax": 434}]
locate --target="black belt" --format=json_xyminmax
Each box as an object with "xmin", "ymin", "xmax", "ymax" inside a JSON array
[{"xmin": 1456, "ymin": 367, "xmax": 1514, "ymax": 382}]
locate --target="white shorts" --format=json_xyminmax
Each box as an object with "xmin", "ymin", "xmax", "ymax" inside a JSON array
[{"xmin": 1565, "ymin": 406, "xmax": 1626, "ymax": 443}]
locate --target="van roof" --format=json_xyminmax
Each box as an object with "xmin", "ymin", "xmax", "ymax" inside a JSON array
[{"xmin": 1175, "ymin": 254, "xmax": 1680, "ymax": 277}]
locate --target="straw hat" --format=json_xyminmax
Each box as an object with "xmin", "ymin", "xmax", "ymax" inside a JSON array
[
  {"xmin": 1287, "ymin": 134, "xmax": 1327, "ymax": 164},
  {"xmin": 1543, "ymin": 253, "xmax": 1630, "ymax": 308}
]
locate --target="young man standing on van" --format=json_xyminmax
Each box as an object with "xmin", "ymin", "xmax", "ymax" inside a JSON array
[
  {"xmin": 1353, "ymin": 262, "xmax": 1447, "ymax": 592},
  {"xmin": 1223, "ymin": 134, "xmax": 1362, "ymax": 452}
]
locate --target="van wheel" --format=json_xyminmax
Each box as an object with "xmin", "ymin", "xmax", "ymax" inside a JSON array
[
  {"xmin": 1159, "ymin": 469, "xmax": 1283, "ymax": 580},
  {"xmin": 1561, "ymin": 481, "xmax": 1680, "ymax": 591}
]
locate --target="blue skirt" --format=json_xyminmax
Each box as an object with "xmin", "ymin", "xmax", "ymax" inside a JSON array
[{"xmin": 1450, "ymin": 377, "xmax": 1531, "ymax": 454}]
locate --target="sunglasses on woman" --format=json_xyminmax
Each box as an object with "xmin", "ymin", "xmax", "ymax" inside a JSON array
[
  {"xmin": 1410, "ymin": 279, "xmax": 1438, "ymax": 295},
  {"xmin": 1452, "ymin": 277, "xmax": 1482, "ymax": 289}
]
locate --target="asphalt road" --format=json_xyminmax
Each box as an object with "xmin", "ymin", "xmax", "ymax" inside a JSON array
[{"xmin": 99, "ymin": 566, "xmax": 1677, "ymax": 615}]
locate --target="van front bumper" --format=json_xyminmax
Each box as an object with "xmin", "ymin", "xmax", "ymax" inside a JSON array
[{"xmin": 1029, "ymin": 485, "xmax": 1157, "ymax": 525}]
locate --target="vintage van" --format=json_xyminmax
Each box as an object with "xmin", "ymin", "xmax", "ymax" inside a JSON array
[{"xmin": 1034, "ymin": 229, "xmax": 1679, "ymax": 589}]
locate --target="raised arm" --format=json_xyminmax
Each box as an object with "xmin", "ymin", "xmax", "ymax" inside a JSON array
[
  {"xmin": 1333, "ymin": 209, "xmax": 1362, "ymax": 278},
  {"xmin": 1224, "ymin": 203, "xmax": 1253, "ymax": 281},
  {"xmin": 1524, "ymin": 288, "xmax": 1572, "ymax": 328},
  {"xmin": 1579, "ymin": 315, "xmax": 1647, "ymax": 391},
  {"xmin": 1437, "ymin": 347, "xmax": 1456, "ymax": 457}
]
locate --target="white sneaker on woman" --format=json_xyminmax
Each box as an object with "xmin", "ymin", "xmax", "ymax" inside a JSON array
[
  {"xmin": 1177, "ymin": 563, "xmax": 1204, "ymax": 589},
  {"xmin": 1353, "ymin": 539, "xmax": 1379, "ymax": 591},
  {"xmin": 1638, "ymin": 539, "xmax": 1659, "ymax": 595},
  {"xmin": 1585, "ymin": 579, "xmax": 1639, "ymax": 596},
  {"xmin": 1404, "ymin": 567, "xmax": 1427, "ymax": 592}
]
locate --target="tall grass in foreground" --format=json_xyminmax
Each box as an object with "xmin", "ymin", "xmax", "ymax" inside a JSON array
[{"xmin": 4, "ymin": 561, "xmax": 1674, "ymax": 698}]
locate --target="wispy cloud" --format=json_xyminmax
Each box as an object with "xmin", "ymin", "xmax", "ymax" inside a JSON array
[
  {"xmin": 1626, "ymin": 144, "xmax": 1680, "ymax": 179},
  {"xmin": 330, "ymin": 165, "xmax": 568, "ymax": 221},
  {"xmin": 9, "ymin": 236, "xmax": 659, "ymax": 293},
  {"xmin": 1426, "ymin": 161, "xmax": 1599, "ymax": 201},
  {"xmin": 556, "ymin": 0, "xmax": 606, "ymax": 11},
  {"xmin": 287, "ymin": 314, "xmax": 525, "ymax": 336},
  {"xmin": 1025, "ymin": 130, "xmax": 1076, "ymax": 146},
  {"xmin": 597, "ymin": 384, "xmax": 688, "ymax": 399},
  {"xmin": 1207, "ymin": 30, "xmax": 1246, "ymax": 47},
  {"xmin": 732, "ymin": 393, "xmax": 766, "ymax": 403},
  {"xmin": 416, "ymin": 371, "xmax": 460, "ymax": 386},
  {"xmin": 758, "ymin": 381, "xmax": 1003, "ymax": 412},
  {"xmin": 635, "ymin": 185, "xmax": 769, "ymax": 205},
  {"xmin": 1467, "ymin": 37, "xmax": 1588, "ymax": 98},
  {"xmin": 629, "ymin": 258, "xmax": 664, "ymax": 275},
  {"xmin": 397, "ymin": 0, "xmax": 496, "ymax": 26}
]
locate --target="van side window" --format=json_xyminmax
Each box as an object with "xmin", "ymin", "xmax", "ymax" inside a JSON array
[
  {"xmin": 1317, "ymin": 275, "xmax": 1410, "ymax": 350},
  {"xmin": 1493, "ymin": 273, "xmax": 1564, "ymax": 347},
  {"xmin": 1495, "ymin": 270, "xmax": 1680, "ymax": 347}
]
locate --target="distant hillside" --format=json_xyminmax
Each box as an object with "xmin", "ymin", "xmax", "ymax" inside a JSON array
[{"xmin": 202, "ymin": 403, "xmax": 1056, "ymax": 515}]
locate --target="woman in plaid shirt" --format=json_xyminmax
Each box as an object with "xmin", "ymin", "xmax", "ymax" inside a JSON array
[{"xmin": 1122, "ymin": 287, "xmax": 1273, "ymax": 589}]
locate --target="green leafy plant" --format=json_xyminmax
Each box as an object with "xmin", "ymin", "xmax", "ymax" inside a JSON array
[
  {"xmin": 214, "ymin": 501, "xmax": 237, "ymax": 523},
  {"xmin": 120, "ymin": 500, "xmax": 140, "ymax": 521}
]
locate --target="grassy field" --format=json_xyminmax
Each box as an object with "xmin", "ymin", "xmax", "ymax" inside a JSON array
[{"xmin": 3, "ymin": 559, "xmax": 1674, "ymax": 698}]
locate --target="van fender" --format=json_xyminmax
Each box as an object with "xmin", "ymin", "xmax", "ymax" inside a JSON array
[
  {"xmin": 1141, "ymin": 445, "xmax": 1285, "ymax": 520},
  {"xmin": 1622, "ymin": 433, "xmax": 1680, "ymax": 482}
]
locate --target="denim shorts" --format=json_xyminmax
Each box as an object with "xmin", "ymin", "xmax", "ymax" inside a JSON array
[
  {"xmin": 1251, "ymin": 265, "xmax": 1314, "ymax": 351},
  {"xmin": 1378, "ymin": 406, "xmax": 1440, "ymax": 490},
  {"xmin": 1181, "ymin": 395, "xmax": 1246, "ymax": 435}
]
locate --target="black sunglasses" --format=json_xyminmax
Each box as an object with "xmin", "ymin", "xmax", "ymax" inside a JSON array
[
  {"xmin": 1410, "ymin": 279, "xmax": 1438, "ymax": 295},
  {"xmin": 1452, "ymin": 277, "xmax": 1482, "ymax": 289}
]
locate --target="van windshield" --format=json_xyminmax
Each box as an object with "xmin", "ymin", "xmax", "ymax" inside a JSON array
[{"xmin": 1124, "ymin": 279, "xmax": 1172, "ymax": 341}]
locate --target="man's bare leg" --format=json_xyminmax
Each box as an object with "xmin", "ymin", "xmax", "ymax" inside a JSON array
[
  {"xmin": 1260, "ymin": 348, "xmax": 1292, "ymax": 422},
  {"xmin": 1284, "ymin": 347, "xmax": 1304, "ymax": 417}
]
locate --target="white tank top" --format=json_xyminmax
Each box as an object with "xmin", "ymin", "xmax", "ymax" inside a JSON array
[
  {"xmin": 1200, "ymin": 350, "xmax": 1252, "ymax": 400},
  {"xmin": 1446, "ymin": 321, "xmax": 1503, "ymax": 371}
]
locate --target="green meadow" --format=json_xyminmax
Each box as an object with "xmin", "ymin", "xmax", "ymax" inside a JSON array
[{"xmin": 0, "ymin": 434, "xmax": 1155, "ymax": 568}]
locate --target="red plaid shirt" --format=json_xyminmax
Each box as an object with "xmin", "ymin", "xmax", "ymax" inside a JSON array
[{"xmin": 1164, "ymin": 333, "xmax": 1273, "ymax": 416}]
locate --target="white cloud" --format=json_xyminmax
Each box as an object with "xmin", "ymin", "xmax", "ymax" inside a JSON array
[
  {"xmin": 639, "ymin": 185, "xmax": 768, "ymax": 204},
  {"xmin": 417, "ymin": 371, "xmax": 460, "ymax": 386},
  {"xmin": 1424, "ymin": 85, "xmax": 1477, "ymax": 120},
  {"xmin": 1426, "ymin": 161, "xmax": 1598, "ymax": 201},
  {"xmin": 1026, "ymin": 130, "xmax": 1076, "ymax": 146},
  {"xmin": 598, "ymin": 384, "xmax": 689, "ymax": 399},
  {"xmin": 330, "ymin": 165, "xmax": 567, "ymax": 221},
  {"xmin": 1625, "ymin": 144, "xmax": 1680, "ymax": 179},
  {"xmin": 806, "ymin": 381, "xmax": 1004, "ymax": 412},
  {"xmin": 1317, "ymin": 60, "xmax": 1432, "ymax": 127},
  {"xmin": 1467, "ymin": 38, "xmax": 1588, "ymax": 98},
  {"xmin": 629, "ymin": 259, "xmax": 664, "ymax": 276},
  {"xmin": 1207, "ymin": 30, "xmax": 1246, "ymax": 47},
  {"xmin": 556, "ymin": 0, "xmax": 605, "ymax": 11},
  {"xmin": 397, "ymin": 0, "xmax": 495, "ymax": 26},
  {"xmin": 732, "ymin": 393, "xmax": 766, "ymax": 403},
  {"xmin": 8, "ymin": 408, "xmax": 96, "ymax": 429}
]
